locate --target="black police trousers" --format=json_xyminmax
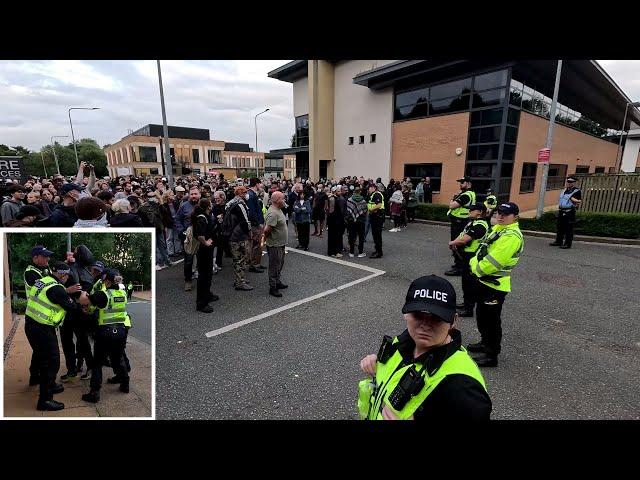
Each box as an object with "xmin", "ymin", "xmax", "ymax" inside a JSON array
[
  {"xmin": 60, "ymin": 311, "xmax": 94, "ymax": 374},
  {"xmin": 24, "ymin": 317, "xmax": 60, "ymax": 402},
  {"xmin": 450, "ymin": 217, "xmax": 467, "ymax": 269},
  {"xmin": 555, "ymin": 208, "xmax": 576, "ymax": 247},
  {"xmin": 474, "ymin": 282, "xmax": 507, "ymax": 357},
  {"xmin": 196, "ymin": 243, "xmax": 214, "ymax": 310},
  {"xmin": 90, "ymin": 324, "xmax": 129, "ymax": 391},
  {"xmin": 370, "ymin": 215, "xmax": 384, "ymax": 255},
  {"xmin": 460, "ymin": 252, "xmax": 478, "ymax": 309}
]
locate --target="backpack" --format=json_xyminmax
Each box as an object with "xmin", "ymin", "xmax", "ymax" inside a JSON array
[
  {"xmin": 221, "ymin": 207, "xmax": 235, "ymax": 240},
  {"xmin": 183, "ymin": 214, "xmax": 207, "ymax": 255}
]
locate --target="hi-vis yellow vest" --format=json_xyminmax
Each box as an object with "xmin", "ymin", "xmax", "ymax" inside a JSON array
[
  {"xmin": 24, "ymin": 265, "xmax": 47, "ymax": 302},
  {"xmin": 359, "ymin": 336, "xmax": 487, "ymax": 420},
  {"xmin": 448, "ymin": 190, "xmax": 476, "ymax": 218},
  {"xmin": 98, "ymin": 289, "xmax": 131, "ymax": 327},
  {"xmin": 25, "ymin": 276, "xmax": 66, "ymax": 327},
  {"xmin": 459, "ymin": 219, "xmax": 489, "ymax": 253},
  {"xmin": 87, "ymin": 279, "xmax": 107, "ymax": 314}
]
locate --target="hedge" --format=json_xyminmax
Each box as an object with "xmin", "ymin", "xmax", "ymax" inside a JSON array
[
  {"xmin": 415, "ymin": 203, "xmax": 640, "ymax": 239},
  {"xmin": 12, "ymin": 298, "xmax": 27, "ymax": 314}
]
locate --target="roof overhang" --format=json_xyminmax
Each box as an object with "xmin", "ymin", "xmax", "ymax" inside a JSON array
[
  {"xmin": 268, "ymin": 60, "xmax": 308, "ymax": 83},
  {"xmin": 269, "ymin": 146, "xmax": 308, "ymax": 155},
  {"xmin": 352, "ymin": 59, "xmax": 640, "ymax": 131}
]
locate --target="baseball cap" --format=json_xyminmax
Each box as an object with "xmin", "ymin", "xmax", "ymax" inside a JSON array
[
  {"xmin": 457, "ymin": 176, "xmax": 472, "ymax": 183},
  {"xmin": 402, "ymin": 275, "xmax": 457, "ymax": 324},
  {"xmin": 102, "ymin": 268, "xmax": 121, "ymax": 281},
  {"xmin": 566, "ymin": 176, "xmax": 577, "ymax": 183},
  {"xmin": 31, "ymin": 245, "xmax": 54, "ymax": 257},
  {"xmin": 50, "ymin": 262, "xmax": 71, "ymax": 275},
  {"xmin": 496, "ymin": 202, "xmax": 519, "ymax": 215},
  {"xmin": 485, "ymin": 188, "xmax": 494, "ymax": 193},
  {"xmin": 91, "ymin": 261, "xmax": 105, "ymax": 272},
  {"xmin": 60, "ymin": 183, "xmax": 82, "ymax": 195},
  {"xmin": 175, "ymin": 186, "xmax": 186, "ymax": 192},
  {"xmin": 468, "ymin": 202, "xmax": 487, "ymax": 213}
]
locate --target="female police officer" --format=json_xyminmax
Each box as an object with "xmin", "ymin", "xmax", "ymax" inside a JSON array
[{"xmin": 358, "ymin": 275, "xmax": 491, "ymax": 420}]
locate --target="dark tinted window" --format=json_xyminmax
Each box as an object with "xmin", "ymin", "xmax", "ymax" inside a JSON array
[
  {"xmin": 471, "ymin": 108, "xmax": 504, "ymax": 126},
  {"xmin": 507, "ymin": 108, "xmax": 520, "ymax": 126},
  {"xmin": 465, "ymin": 163, "xmax": 494, "ymax": 178},
  {"xmin": 575, "ymin": 165, "xmax": 589, "ymax": 174},
  {"xmin": 501, "ymin": 162, "xmax": 514, "ymax": 177},
  {"xmin": 430, "ymin": 95, "xmax": 470, "ymax": 115},
  {"xmin": 505, "ymin": 126, "xmax": 518, "ymax": 143},
  {"xmin": 469, "ymin": 126, "xmax": 501, "ymax": 144},
  {"xmin": 394, "ymin": 102, "xmax": 429, "ymax": 121},
  {"xmin": 474, "ymin": 70, "xmax": 508, "ymax": 91},
  {"xmin": 467, "ymin": 144, "xmax": 500, "ymax": 160},
  {"xmin": 396, "ymin": 88, "xmax": 428, "ymax": 107},
  {"xmin": 547, "ymin": 164, "xmax": 568, "ymax": 190},
  {"xmin": 472, "ymin": 88, "xmax": 506, "ymax": 108},
  {"xmin": 429, "ymin": 78, "xmax": 472, "ymax": 100},
  {"xmin": 502, "ymin": 144, "xmax": 516, "ymax": 160},
  {"xmin": 139, "ymin": 146, "xmax": 157, "ymax": 162},
  {"xmin": 595, "ymin": 166, "xmax": 605, "ymax": 173},
  {"xmin": 403, "ymin": 163, "xmax": 442, "ymax": 192}
]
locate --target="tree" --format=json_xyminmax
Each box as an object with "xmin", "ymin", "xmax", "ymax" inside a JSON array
[{"xmin": 7, "ymin": 232, "xmax": 153, "ymax": 298}]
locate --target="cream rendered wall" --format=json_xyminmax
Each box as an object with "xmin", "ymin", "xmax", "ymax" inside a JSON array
[
  {"xmin": 333, "ymin": 60, "xmax": 396, "ymax": 183},
  {"xmin": 293, "ymin": 76, "xmax": 309, "ymax": 118}
]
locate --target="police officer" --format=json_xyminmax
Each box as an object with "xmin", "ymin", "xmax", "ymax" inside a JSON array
[
  {"xmin": 550, "ymin": 176, "xmax": 582, "ymax": 249},
  {"xmin": 367, "ymin": 183, "xmax": 385, "ymax": 258},
  {"xmin": 468, "ymin": 202, "xmax": 524, "ymax": 367},
  {"xmin": 127, "ymin": 280, "xmax": 134, "ymax": 300},
  {"xmin": 24, "ymin": 246, "xmax": 55, "ymax": 386},
  {"xmin": 24, "ymin": 262, "xmax": 90, "ymax": 411},
  {"xmin": 484, "ymin": 188, "xmax": 497, "ymax": 217},
  {"xmin": 445, "ymin": 177, "xmax": 476, "ymax": 276},
  {"xmin": 358, "ymin": 275, "xmax": 491, "ymax": 420},
  {"xmin": 82, "ymin": 269, "xmax": 131, "ymax": 403},
  {"xmin": 447, "ymin": 203, "xmax": 490, "ymax": 317}
]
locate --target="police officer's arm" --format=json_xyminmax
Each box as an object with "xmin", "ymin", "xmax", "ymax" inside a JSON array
[
  {"xmin": 45, "ymin": 284, "xmax": 85, "ymax": 313},
  {"xmin": 367, "ymin": 192, "xmax": 383, "ymax": 211},
  {"xmin": 24, "ymin": 270, "xmax": 42, "ymax": 287},
  {"xmin": 449, "ymin": 192, "xmax": 470, "ymax": 209},
  {"xmin": 570, "ymin": 189, "xmax": 582, "ymax": 205},
  {"xmin": 88, "ymin": 290, "xmax": 109, "ymax": 309},
  {"xmin": 471, "ymin": 233, "xmax": 521, "ymax": 278},
  {"xmin": 413, "ymin": 375, "xmax": 492, "ymax": 421},
  {"xmin": 450, "ymin": 223, "xmax": 487, "ymax": 248}
]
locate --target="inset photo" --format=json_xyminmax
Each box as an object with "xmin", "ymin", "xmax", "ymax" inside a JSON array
[{"xmin": 2, "ymin": 230, "xmax": 154, "ymax": 418}]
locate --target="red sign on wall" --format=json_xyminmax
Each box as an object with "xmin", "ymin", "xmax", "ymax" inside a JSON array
[{"xmin": 538, "ymin": 148, "xmax": 551, "ymax": 163}]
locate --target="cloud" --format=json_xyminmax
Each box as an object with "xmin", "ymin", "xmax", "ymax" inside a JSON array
[{"xmin": 0, "ymin": 60, "xmax": 294, "ymax": 152}]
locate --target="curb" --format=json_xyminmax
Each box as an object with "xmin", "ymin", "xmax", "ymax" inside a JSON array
[{"xmin": 411, "ymin": 218, "xmax": 640, "ymax": 246}]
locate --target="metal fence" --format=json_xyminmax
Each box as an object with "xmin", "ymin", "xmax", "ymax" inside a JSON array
[{"xmin": 576, "ymin": 174, "xmax": 640, "ymax": 214}]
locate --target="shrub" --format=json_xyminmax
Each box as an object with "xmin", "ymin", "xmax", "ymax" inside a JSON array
[
  {"xmin": 415, "ymin": 203, "xmax": 450, "ymax": 222},
  {"xmin": 520, "ymin": 211, "xmax": 640, "ymax": 239},
  {"xmin": 12, "ymin": 298, "xmax": 27, "ymax": 314}
]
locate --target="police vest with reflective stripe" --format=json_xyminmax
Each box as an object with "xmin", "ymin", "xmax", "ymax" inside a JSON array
[
  {"xmin": 448, "ymin": 190, "xmax": 476, "ymax": 218},
  {"xmin": 559, "ymin": 188, "xmax": 579, "ymax": 209},
  {"xmin": 25, "ymin": 276, "xmax": 66, "ymax": 327},
  {"xmin": 367, "ymin": 191, "xmax": 385, "ymax": 215},
  {"xmin": 98, "ymin": 289, "xmax": 131, "ymax": 327},
  {"xmin": 470, "ymin": 222, "xmax": 524, "ymax": 293},
  {"xmin": 484, "ymin": 195, "xmax": 497, "ymax": 211},
  {"xmin": 362, "ymin": 337, "xmax": 487, "ymax": 420},
  {"xmin": 87, "ymin": 279, "xmax": 107, "ymax": 314},
  {"xmin": 24, "ymin": 265, "xmax": 48, "ymax": 302},
  {"xmin": 459, "ymin": 219, "xmax": 489, "ymax": 253}
]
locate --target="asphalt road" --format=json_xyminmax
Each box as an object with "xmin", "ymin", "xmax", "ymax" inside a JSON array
[
  {"xmin": 128, "ymin": 300, "xmax": 151, "ymax": 345},
  {"xmin": 155, "ymin": 221, "xmax": 640, "ymax": 420}
]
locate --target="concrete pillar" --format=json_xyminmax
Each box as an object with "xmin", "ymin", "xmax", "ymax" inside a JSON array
[
  {"xmin": 308, "ymin": 60, "xmax": 335, "ymax": 181},
  {"xmin": 621, "ymin": 133, "xmax": 640, "ymax": 172}
]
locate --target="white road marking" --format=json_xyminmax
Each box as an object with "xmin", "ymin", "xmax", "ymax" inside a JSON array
[{"xmin": 204, "ymin": 247, "xmax": 385, "ymax": 338}]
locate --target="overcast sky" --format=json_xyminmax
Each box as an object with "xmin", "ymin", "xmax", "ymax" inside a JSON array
[{"xmin": 1, "ymin": 60, "xmax": 639, "ymax": 153}]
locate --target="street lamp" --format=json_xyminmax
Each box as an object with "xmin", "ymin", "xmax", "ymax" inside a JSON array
[
  {"xmin": 68, "ymin": 107, "xmax": 100, "ymax": 170},
  {"xmin": 254, "ymin": 108, "xmax": 269, "ymax": 177},
  {"xmin": 615, "ymin": 101, "xmax": 640, "ymax": 172},
  {"xmin": 50, "ymin": 135, "xmax": 69, "ymax": 176}
]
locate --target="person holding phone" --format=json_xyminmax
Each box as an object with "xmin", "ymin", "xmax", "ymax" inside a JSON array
[{"xmin": 357, "ymin": 275, "xmax": 491, "ymax": 420}]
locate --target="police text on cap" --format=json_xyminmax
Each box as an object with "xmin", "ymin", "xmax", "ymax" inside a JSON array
[{"xmin": 413, "ymin": 289, "xmax": 448, "ymax": 302}]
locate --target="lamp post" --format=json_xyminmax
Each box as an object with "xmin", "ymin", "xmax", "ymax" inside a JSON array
[
  {"xmin": 50, "ymin": 135, "xmax": 68, "ymax": 176},
  {"xmin": 615, "ymin": 101, "xmax": 640, "ymax": 173},
  {"xmin": 68, "ymin": 107, "xmax": 100, "ymax": 170},
  {"xmin": 157, "ymin": 60, "xmax": 174, "ymax": 189},
  {"xmin": 40, "ymin": 151, "xmax": 47, "ymax": 178},
  {"xmin": 254, "ymin": 108, "xmax": 269, "ymax": 177}
]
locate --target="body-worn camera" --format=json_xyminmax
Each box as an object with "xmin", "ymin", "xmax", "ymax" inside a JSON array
[
  {"xmin": 387, "ymin": 365, "xmax": 425, "ymax": 411},
  {"xmin": 377, "ymin": 335, "xmax": 395, "ymax": 364}
]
